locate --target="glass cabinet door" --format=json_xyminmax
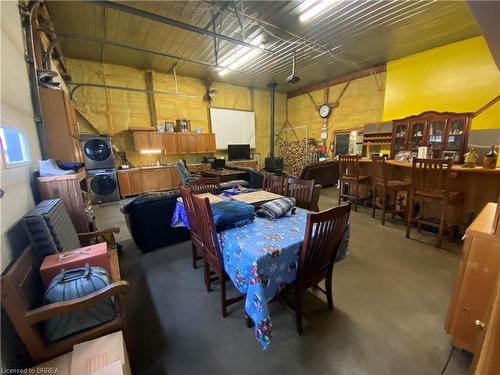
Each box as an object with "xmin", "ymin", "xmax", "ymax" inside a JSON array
[
  {"xmin": 409, "ymin": 122, "xmax": 426, "ymax": 152},
  {"xmin": 446, "ymin": 118, "xmax": 466, "ymax": 161},
  {"xmin": 392, "ymin": 123, "xmax": 408, "ymax": 152},
  {"xmin": 428, "ymin": 120, "xmax": 445, "ymax": 158}
]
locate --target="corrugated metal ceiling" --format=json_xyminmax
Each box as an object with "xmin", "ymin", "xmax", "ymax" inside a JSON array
[{"xmin": 45, "ymin": 0, "xmax": 480, "ymax": 92}]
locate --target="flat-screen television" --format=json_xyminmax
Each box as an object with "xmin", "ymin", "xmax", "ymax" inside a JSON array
[
  {"xmin": 211, "ymin": 158, "xmax": 226, "ymax": 170},
  {"xmin": 227, "ymin": 144, "xmax": 250, "ymax": 161}
]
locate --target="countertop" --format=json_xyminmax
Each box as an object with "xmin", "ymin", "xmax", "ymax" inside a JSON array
[
  {"xmin": 116, "ymin": 163, "xmax": 208, "ymax": 172},
  {"xmin": 358, "ymin": 159, "xmax": 500, "ymax": 174}
]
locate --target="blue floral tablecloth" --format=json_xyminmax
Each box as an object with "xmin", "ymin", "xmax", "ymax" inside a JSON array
[
  {"xmin": 219, "ymin": 208, "xmax": 309, "ymax": 349},
  {"xmin": 173, "ymin": 198, "xmax": 350, "ymax": 349},
  {"xmin": 171, "ymin": 200, "xmax": 190, "ymax": 228}
]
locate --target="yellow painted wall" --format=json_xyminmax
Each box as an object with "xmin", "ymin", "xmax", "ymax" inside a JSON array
[
  {"xmin": 383, "ymin": 36, "xmax": 500, "ymax": 130},
  {"xmin": 67, "ymin": 58, "xmax": 285, "ymax": 166},
  {"xmin": 287, "ymin": 73, "xmax": 386, "ymax": 145}
]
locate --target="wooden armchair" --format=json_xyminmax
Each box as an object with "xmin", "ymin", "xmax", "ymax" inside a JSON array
[{"xmin": 1, "ymin": 246, "xmax": 130, "ymax": 363}]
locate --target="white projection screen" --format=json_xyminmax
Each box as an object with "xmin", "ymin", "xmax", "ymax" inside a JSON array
[{"xmin": 209, "ymin": 108, "xmax": 256, "ymax": 149}]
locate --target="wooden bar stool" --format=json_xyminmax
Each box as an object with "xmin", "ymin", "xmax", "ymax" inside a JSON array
[
  {"xmin": 338, "ymin": 155, "xmax": 370, "ymax": 212},
  {"xmin": 371, "ymin": 155, "xmax": 413, "ymax": 226},
  {"xmin": 406, "ymin": 158, "xmax": 463, "ymax": 248}
]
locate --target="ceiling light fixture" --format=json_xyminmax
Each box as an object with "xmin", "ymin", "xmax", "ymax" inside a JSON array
[
  {"xmin": 299, "ymin": 0, "xmax": 336, "ymax": 23},
  {"xmin": 218, "ymin": 34, "xmax": 265, "ymax": 77}
]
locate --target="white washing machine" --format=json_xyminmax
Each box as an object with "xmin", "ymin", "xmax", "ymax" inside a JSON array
[
  {"xmin": 87, "ymin": 169, "xmax": 120, "ymax": 204},
  {"xmin": 81, "ymin": 136, "xmax": 114, "ymax": 170}
]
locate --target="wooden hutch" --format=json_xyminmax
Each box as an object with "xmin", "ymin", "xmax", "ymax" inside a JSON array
[{"xmin": 390, "ymin": 111, "xmax": 471, "ymax": 162}]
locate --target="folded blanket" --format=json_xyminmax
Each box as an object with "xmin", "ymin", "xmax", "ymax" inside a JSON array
[
  {"xmin": 256, "ymin": 197, "xmax": 296, "ymax": 220},
  {"xmin": 211, "ymin": 200, "xmax": 255, "ymax": 231}
]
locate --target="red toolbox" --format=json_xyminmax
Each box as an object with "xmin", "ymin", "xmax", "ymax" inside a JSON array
[{"xmin": 40, "ymin": 242, "xmax": 109, "ymax": 288}]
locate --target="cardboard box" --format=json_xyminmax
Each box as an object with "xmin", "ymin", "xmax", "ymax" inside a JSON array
[
  {"xmin": 71, "ymin": 331, "xmax": 131, "ymax": 375},
  {"xmin": 31, "ymin": 351, "xmax": 72, "ymax": 374},
  {"xmin": 40, "ymin": 242, "xmax": 109, "ymax": 288}
]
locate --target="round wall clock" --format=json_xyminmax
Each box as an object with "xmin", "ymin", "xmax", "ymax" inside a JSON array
[{"xmin": 319, "ymin": 104, "xmax": 331, "ymax": 118}]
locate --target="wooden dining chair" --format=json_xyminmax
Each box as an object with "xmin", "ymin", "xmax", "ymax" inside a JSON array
[
  {"xmin": 285, "ymin": 177, "xmax": 316, "ymax": 210},
  {"xmin": 371, "ymin": 155, "xmax": 413, "ymax": 226},
  {"xmin": 338, "ymin": 155, "xmax": 370, "ymax": 212},
  {"xmin": 292, "ymin": 203, "xmax": 351, "ymax": 335},
  {"xmin": 179, "ymin": 185, "xmax": 205, "ymax": 269},
  {"xmin": 188, "ymin": 177, "xmax": 220, "ymax": 195},
  {"xmin": 406, "ymin": 158, "xmax": 463, "ymax": 248},
  {"xmin": 262, "ymin": 173, "xmax": 285, "ymax": 195},
  {"xmin": 191, "ymin": 193, "xmax": 244, "ymax": 317}
]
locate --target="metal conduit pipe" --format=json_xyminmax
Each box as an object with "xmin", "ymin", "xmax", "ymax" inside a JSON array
[
  {"xmin": 93, "ymin": 1, "xmax": 275, "ymax": 54},
  {"xmin": 267, "ymin": 82, "xmax": 278, "ymax": 159},
  {"xmin": 43, "ymin": 32, "xmax": 218, "ymax": 71},
  {"xmin": 68, "ymin": 82, "xmax": 198, "ymax": 101}
]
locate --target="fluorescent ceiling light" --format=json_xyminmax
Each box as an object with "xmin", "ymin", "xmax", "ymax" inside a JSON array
[
  {"xmin": 299, "ymin": 0, "xmax": 336, "ymax": 22},
  {"xmin": 219, "ymin": 35, "xmax": 264, "ymax": 77}
]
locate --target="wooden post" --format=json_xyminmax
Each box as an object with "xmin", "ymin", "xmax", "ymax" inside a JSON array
[{"xmin": 146, "ymin": 70, "xmax": 159, "ymax": 127}]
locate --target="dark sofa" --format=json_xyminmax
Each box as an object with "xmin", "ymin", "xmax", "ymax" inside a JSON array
[
  {"xmin": 224, "ymin": 165, "xmax": 264, "ymax": 188},
  {"xmin": 120, "ymin": 180, "xmax": 249, "ymax": 253},
  {"xmin": 299, "ymin": 160, "xmax": 339, "ymax": 187}
]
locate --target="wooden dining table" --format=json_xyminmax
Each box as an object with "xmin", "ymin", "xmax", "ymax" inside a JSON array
[{"xmin": 200, "ymin": 168, "xmax": 247, "ymax": 182}]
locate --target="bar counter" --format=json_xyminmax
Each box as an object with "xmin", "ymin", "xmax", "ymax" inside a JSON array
[{"xmin": 356, "ymin": 159, "xmax": 500, "ymax": 226}]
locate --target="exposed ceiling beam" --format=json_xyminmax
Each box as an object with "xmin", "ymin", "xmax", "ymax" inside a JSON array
[
  {"xmin": 287, "ymin": 64, "xmax": 386, "ymax": 98},
  {"xmin": 92, "ymin": 1, "xmax": 274, "ymax": 54}
]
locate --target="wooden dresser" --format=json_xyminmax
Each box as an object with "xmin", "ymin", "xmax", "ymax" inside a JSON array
[
  {"xmin": 445, "ymin": 198, "xmax": 500, "ymax": 353},
  {"xmin": 37, "ymin": 169, "xmax": 90, "ymax": 233}
]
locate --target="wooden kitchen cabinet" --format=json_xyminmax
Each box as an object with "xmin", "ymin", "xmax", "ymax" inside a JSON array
[
  {"xmin": 132, "ymin": 131, "xmax": 151, "ymax": 151},
  {"xmin": 117, "ymin": 167, "xmax": 181, "ymax": 197},
  {"xmin": 117, "ymin": 169, "xmax": 143, "ymax": 197},
  {"xmin": 141, "ymin": 169, "xmax": 159, "ymax": 193},
  {"xmin": 206, "ymin": 133, "xmax": 216, "ymax": 152},
  {"xmin": 195, "ymin": 133, "xmax": 207, "ymax": 153},
  {"xmin": 117, "ymin": 171, "xmax": 132, "ymax": 197},
  {"xmin": 157, "ymin": 168, "xmax": 172, "ymax": 190},
  {"xmin": 150, "ymin": 133, "xmax": 164, "ymax": 150},
  {"xmin": 445, "ymin": 201, "xmax": 500, "ymax": 353},
  {"xmin": 163, "ymin": 133, "xmax": 178, "ymax": 154},
  {"xmin": 176, "ymin": 133, "xmax": 189, "ymax": 154},
  {"xmin": 187, "ymin": 133, "xmax": 197, "ymax": 153},
  {"xmin": 194, "ymin": 133, "xmax": 216, "ymax": 153},
  {"xmin": 39, "ymin": 88, "xmax": 82, "ymax": 163}
]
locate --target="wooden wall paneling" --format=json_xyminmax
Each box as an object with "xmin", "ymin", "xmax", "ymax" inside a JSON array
[{"xmin": 177, "ymin": 133, "xmax": 189, "ymax": 154}]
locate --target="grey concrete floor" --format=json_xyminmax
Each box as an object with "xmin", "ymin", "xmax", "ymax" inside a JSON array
[{"xmin": 94, "ymin": 188, "xmax": 472, "ymax": 375}]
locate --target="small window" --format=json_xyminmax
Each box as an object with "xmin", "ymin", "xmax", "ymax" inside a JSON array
[{"xmin": 0, "ymin": 127, "xmax": 31, "ymax": 168}]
